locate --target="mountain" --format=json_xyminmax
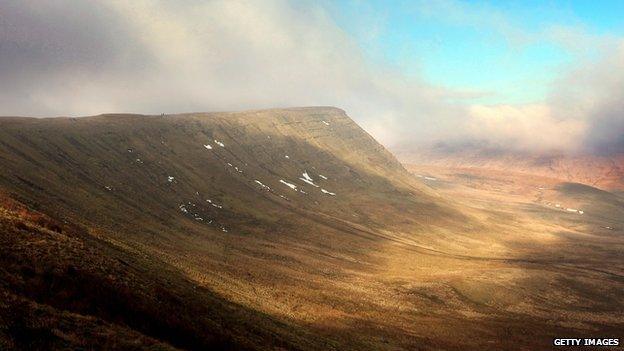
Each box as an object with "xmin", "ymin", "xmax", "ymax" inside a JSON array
[
  {"xmin": 0, "ymin": 107, "xmax": 466, "ymax": 350},
  {"xmin": 0, "ymin": 107, "xmax": 458, "ymax": 233},
  {"xmin": 1, "ymin": 108, "xmax": 623, "ymax": 350},
  {"xmin": 396, "ymin": 143, "xmax": 624, "ymax": 191}
]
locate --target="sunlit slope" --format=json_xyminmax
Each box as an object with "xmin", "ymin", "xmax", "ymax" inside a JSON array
[{"xmin": 546, "ymin": 182, "xmax": 624, "ymax": 224}]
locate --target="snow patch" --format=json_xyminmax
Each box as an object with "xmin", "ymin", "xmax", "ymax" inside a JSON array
[
  {"xmin": 322, "ymin": 120, "xmax": 330, "ymax": 126},
  {"xmin": 167, "ymin": 176, "xmax": 175, "ymax": 183},
  {"xmin": 321, "ymin": 189, "xmax": 336, "ymax": 196},
  {"xmin": 255, "ymin": 180, "xmax": 271, "ymax": 190},
  {"xmin": 214, "ymin": 140, "xmax": 225, "ymax": 147},
  {"xmin": 204, "ymin": 144, "xmax": 213, "ymax": 150},
  {"xmin": 299, "ymin": 177, "xmax": 319, "ymax": 187},
  {"xmin": 318, "ymin": 174, "xmax": 328, "ymax": 180},
  {"xmin": 206, "ymin": 199, "xmax": 223, "ymax": 209},
  {"xmin": 299, "ymin": 171, "xmax": 320, "ymax": 187},
  {"xmin": 302, "ymin": 171, "xmax": 313, "ymax": 182},
  {"xmin": 280, "ymin": 179, "xmax": 297, "ymax": 190}
]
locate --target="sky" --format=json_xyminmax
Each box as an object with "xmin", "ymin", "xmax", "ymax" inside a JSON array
[
  {"xmin": 1, "ymin": 0, "xmax": 623, "ymax": 154},
  {"xmin": 329, "ymin": 0, "xmax": 624, "ymax": 105}
]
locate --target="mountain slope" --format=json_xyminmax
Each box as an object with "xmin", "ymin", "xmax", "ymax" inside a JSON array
[
  {"xmin": 0, "ymin": 107, "xmax": 461, "ymax": 237},
  {"xmin": 0, "ymin": 194, "xmax": 288, "ymax": 350},
  {"xmin": 0, "ymin": 107, "xmax": 472, "ymax": 350}
]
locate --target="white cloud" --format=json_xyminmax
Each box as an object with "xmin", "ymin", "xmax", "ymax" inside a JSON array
[
  {"xmin": 449, "ymin": 39, "xmax": 624, "ymax": 154},
  {"xmin": 549, "ymin": 40, "xmax": 624, "ymax": 153},
  {"xmin": 465, "ymin": 104, "xmax": 586, "ymax": 152},
  {"xmin": 0, "ymin": 0, "xmax": 470, "ymax": 149}
]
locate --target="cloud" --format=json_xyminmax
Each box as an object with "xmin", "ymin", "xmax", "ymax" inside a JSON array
[
  {"xmin": 399, "ymin": 0, "xmax": 624, "ymax": 154},
  {"xmin": 0, "ymin": 0, "xmax": 152, "ymax": 114},
  {"xmin": 549, "ymin": 40, "xmax": 624, "ymax": 154},
  {"xmin": 464, "ymin": 104, "xmax": 587, "ymax": 152},
  {"xmin": 444, "ymin": 39, "xmax": 624, "ymax": 155},
  {"xmin": 0, "ymin": 0, "xmax": 466, "ymax": 147}
]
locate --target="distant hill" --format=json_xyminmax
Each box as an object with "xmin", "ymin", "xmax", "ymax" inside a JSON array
[{"xmin": 396, "ymin": 143, "xmax": 624, "ymax": 191}]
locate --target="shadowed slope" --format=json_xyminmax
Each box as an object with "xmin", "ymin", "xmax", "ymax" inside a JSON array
[{"xmin": 0, "ymin": 193, "xmax": 343, "ymax": 350}]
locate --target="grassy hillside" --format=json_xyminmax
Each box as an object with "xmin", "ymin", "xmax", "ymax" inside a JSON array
[{"xmin": 0, "ymin": 193, "xmax": 341, "ymax": 350}]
